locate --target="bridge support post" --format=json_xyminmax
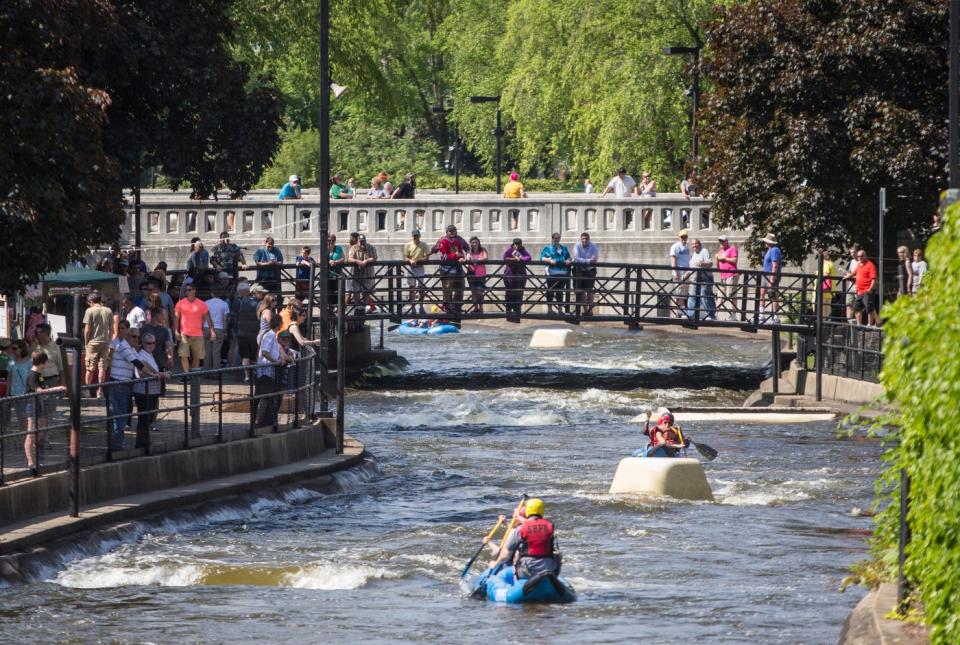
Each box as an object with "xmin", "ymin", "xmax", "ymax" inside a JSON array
[
  {"xmin": 815, "ymin": 253, "xmax": 824, "ymax": 401},
  {"xmin": 771, "ymin": 330, "xmax": 780, "ymax": 394},
  {"xmin": 336, "ymin": 276, "xmax": 346, "ymax": 454}
]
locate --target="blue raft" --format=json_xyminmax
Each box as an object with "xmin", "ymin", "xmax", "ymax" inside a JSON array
[
  {"xmin": 396, "ymin": 321, "xmax": 460, "ymax": 335},
  {"xmin": 471, "ymin": 564, "xmax": 577, "ymax": 604}
]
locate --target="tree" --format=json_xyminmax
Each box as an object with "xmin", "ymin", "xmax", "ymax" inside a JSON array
[
  {"xmin": 699, "ymin": 0, "xmax": 946, "ymax": 265},
  {"xmin": 1, "ymin": 0, "xmax": 285, "ymax": 293},
  {"xmin": 92, "ymin": 0, "xmax": 283, "ymax": 198},
  {"xmin": 443, "ymin": 0, "xmax": 717, "ymax": 182},
  {"xmin": 0, "ymin": 0, "xmax": 125, "ymax": 294}
]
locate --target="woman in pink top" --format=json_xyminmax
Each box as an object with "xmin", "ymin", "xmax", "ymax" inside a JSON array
[
  {"xmin": 714, "ymin": 236, "xmax": 740, "ymax": 321},
  {"xmin": 466, "ymin": 236, "xmax": 488, "ymax": 313}
]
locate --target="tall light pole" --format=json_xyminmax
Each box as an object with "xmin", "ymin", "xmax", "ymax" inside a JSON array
[
  {"xmin": 663, "ymin": 46, "xmax": 701, "ymax": 165},
  {"xmin": 470, "ymin": 95, "xmax": 502, "ymax": 193},
  {"xmin": 317, "ymin": 0, "xmax": 331, "ymax": 416}
]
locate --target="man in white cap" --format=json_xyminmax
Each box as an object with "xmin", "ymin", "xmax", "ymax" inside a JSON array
[
  {"xmin": 761, "ymin": 233, "xmax": 782, "ymax": 323},
  {"xmin": 279, "ymin": 175, "xmax": 302, "ymax": 200},
  {"xmin": 670, "ymin": 229, "xmax": 691, "ymax": 317},
  {"xmin": 715, "ymin": 235, "xmax": 740, "ymax": 321}
]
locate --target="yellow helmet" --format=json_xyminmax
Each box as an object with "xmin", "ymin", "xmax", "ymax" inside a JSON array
[
  {"xmin": 430, "ymin": 305, "xmax": 441, "ymax": 313},
  {"xmin": 525, "ymin": 498, "xmax": 544, "ymax": 517}
]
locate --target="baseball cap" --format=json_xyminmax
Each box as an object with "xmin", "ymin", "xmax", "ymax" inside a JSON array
[
  {"xmin": 289, "ymin": 175, "xmax": 299, "ymax": 183},
  {"xmin": 718, "ymin": 235, "xmax": 728, "ymax": 241},
  {"xmin": 412, "ymin": 229, "xmax": 421, "ymax": 236},
  {"xmin": 217, "ymin": 271, "xmax": 230, "ymax": 280},
  {"xmin": 250, "ymin": 284, "xmax": 268, "ymax": 294}
]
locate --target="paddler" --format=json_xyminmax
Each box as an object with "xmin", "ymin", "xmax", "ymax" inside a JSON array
[
  {"xmin": 634, "ymin": 410, "xmax": 687, "ymax": 458},
  {"xmin": 484, "ymin": 506, "xmax": 526, "ymax": 558},
  {"xmin": 489, "ymin": 498, "xmax": 560, "ymax": 579}
]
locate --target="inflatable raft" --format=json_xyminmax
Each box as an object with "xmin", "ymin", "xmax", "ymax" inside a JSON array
[
  {"xmin": 609, "ymin": 457, "xmax": 714, "ymax": 501},
  {"xmin": 396, "ymin": 321, "xmax": 460, "ymax": 335},
  {"xmin": 471, "ymin": 564, "xmax": 577, "ymax": 604}
]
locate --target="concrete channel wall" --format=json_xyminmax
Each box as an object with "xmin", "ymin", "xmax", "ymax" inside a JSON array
[{"xmin": 0, "ymin": 420, "xmax": 334, "ymax": 528}]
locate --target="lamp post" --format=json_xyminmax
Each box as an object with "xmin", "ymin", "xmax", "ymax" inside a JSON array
[
  {"xmin": 470, "ymin": 95, "xmax": 502, "ymax": 193},
  {"xmin": 663, "ymin": 46, "xmax": 701, "ymax": 164},
  {"xmin": 317, "ymin": 0, "xmax": 331, "ymax": 417},
  {"xmin": 432, "ymin": 102, "xmax": 461, "ymax": 194}
]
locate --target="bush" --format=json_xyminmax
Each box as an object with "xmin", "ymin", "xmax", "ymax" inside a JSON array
[
  {"xmin": 417, "ymin": 175, "xmax": 583, "ymax": 193},
  {"xmin": 868, "ymin": 200, "xmax": 960, "ymax": 643}
]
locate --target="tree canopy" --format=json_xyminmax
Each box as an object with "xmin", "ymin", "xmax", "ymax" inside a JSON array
[
  {"xmin": 235, "ymin": 0, "xmax": 718, "ymax": 189},
  {"xmin": 699, "ymin": 0, "xmax": 946, "ymax": 264},
  {"xmin": 1, "ymin": 0, "xmax": 283, "ymax": 293}
]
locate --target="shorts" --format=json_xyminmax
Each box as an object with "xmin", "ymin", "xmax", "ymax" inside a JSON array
[
  {"xmin": 822, "ymin": 291, "xmax": 834, "ymax": 303},
  {"xmin": 177, "ymin": 334, "xmax": 206, "ymax": 359},
  {"xmin": 858, "ymin": 292, "xmax": 878, "ymax": 313},
  {"xmin": 237, "ymin": 335, "xmax": 258, "ymax": 361},
  {"xmin": 352, "ymin": 277, "xmax": 374, "ymax": 294},
  {"xmin": 406, "ymin": 269, "xmax": 426, "ymax": 289},
  {"xmin": 846, "ymin": 290, "xmax": 859, "ymax": 306},
  {"xmin": 85, "ymin": 340, "xmax": 111, "ymax": 372}
]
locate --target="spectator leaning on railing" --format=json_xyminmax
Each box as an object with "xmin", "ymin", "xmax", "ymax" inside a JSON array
[
  {"xmin": 133, "ymin": 332, "xmax": 170, "ymax": 451},
  {"xmin": 107, "ymin": 321, "xmax": 154, "ymax": 451},
  {"xmin": 255, "ymin": 314, "xmax": 293, "ymax": 429}
]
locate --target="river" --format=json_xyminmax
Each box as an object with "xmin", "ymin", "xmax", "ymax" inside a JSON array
[{"xmin": 0, "ymin": 325, "xmax": 879, "ymax": 644}]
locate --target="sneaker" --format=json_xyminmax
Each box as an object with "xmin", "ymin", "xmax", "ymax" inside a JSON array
[{"xmin": 366, "ymin": 304, "xmax": 377, "ymax": 313}]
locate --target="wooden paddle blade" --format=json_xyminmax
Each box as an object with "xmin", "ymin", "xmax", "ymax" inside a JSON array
[{"xmin": 692, "ymin": 440, "xmax": 718, "ymax": 461}]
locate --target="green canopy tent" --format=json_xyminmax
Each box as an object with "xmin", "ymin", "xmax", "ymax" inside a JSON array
[{"xmin": 39, "ymin": 265, "xmax": 121, "ymax": 336}]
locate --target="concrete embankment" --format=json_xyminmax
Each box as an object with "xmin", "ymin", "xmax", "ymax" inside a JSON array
[
  {"xmin": 0, "ymin": 419, "xmax": 365, "ymax": 557},
  {"xmin": 839, "ymin": 583, "xmax": 928, "ymax": 645}
]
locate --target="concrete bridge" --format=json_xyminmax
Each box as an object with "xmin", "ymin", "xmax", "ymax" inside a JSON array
[{"xmin": 123, "ymin": 192, "xmax": 735, "ymax": 269}]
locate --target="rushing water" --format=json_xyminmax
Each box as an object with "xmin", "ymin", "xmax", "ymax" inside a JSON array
[{"xmin": 0, "ymin": 325, "xmax": 880, "ymax": 644}]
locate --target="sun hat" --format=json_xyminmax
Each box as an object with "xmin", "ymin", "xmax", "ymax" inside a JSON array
[
  {"xmin": 762, "ymin": 233, "xmax": 778, "ymax": 245},
  {"xmin": 678, "ymin": 228, "xmax": 689, "ymax": 237},
  {"xmin": 250, "ymin": 284, "xmax": 268, "ymax": 294}
]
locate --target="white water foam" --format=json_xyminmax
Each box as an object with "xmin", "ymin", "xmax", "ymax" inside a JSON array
[
  {"xmin": 282, "ymin": 562, "xmax": 390, "ymax": 590},
  {"xmin": 55, "ymin": 552, "xmax": 205, "ymax": 588},
  {"xmin": 714, "ymin": 477, "xmax": 836, "ymax": 506}
]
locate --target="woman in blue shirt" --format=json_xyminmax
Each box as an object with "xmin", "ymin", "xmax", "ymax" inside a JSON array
[{"xmin": 539, "ymin": 233, "xmax": 572, "ymax": 315}]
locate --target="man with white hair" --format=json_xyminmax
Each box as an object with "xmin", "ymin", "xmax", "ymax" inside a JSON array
[{"xmin": 279, "ymin": 175, "xmax": 302, "ymax": 200}]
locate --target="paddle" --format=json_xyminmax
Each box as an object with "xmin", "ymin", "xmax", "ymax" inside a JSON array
[
  {"xmin": 460, "ymin": 515, "xmax": 506, "ymax": 579},
  {"xmin": 495, "ymin": 494, "xmax": 529, "ymax": 555},
  {"xmin": 688, "ymin": 439, "xmax": 718, "ymax": 461}
]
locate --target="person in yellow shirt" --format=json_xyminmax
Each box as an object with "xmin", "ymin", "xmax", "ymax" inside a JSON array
[
  {"xmin": 503, "ymin": 172, "xmax": 527, "ymax": 199},
  {"xmin": 820, "ymin": 251, "xmax": 835, "ymax": 319},
  {"xmin": 403, "ymin": 229, "xmax": 432, "ymax": 314}
]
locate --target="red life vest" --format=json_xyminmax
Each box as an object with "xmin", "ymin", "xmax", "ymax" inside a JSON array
[{"xmin": 519, "ymin": 517, "xmax": 555, "ymax": 558}]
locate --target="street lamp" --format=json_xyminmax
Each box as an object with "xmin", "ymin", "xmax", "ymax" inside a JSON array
[
  {"xmin": 663, "ymin": 46, "xmax": 701, "ymax": 165},
  {"xmin": 432, "ymin": 102, "xmax": 461, "ymax": 194},
  {"xmin": 470, "ymin": 95, "xmax": 503, "ymax": 194},
  {"xmin": 951, "ymin": 1, "xmax": 959, "ymax": 188}
]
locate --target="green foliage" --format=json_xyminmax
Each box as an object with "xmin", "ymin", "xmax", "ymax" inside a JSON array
[
  {"xmin": 0, "ymin": 0, "xmax": 124, "ymax": 294},
  {"xmin": 871, "ymin": 202, "xmax": 960, "ymax": 643},
  {"xmin": 699, "ymin": 0, "xmax": 946, "ymax": 264},
  {"xmin": 443, "ymin": 0, "xmax": 717, "ymax": 182},
  {"xmin": 95, "ymin": 0, "xmax": 284, "ymax": 198}
]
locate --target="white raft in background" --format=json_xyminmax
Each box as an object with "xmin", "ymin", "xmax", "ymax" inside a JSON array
[
  {"xmin": 529, "ymin": 328, "xmax": 575, "ymax": 349},
  {"xmin": 629, "ymin": 409, "xmax": 838, "ymax": 424},
  {"xmin": 609, "ymin": 457, "xmax": 714, "ymax": 502}
]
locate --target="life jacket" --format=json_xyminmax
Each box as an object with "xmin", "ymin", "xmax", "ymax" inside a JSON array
[{"xmin": 518, "ymin": 517, "xmax": 555, "ymax": 558}]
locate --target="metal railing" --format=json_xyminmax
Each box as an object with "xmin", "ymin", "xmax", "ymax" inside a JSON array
[
  {"xmin": 307, "ymin": 259, "xmax": 821, "ymax": 333},
  {"xmin": 0, "ymin": 344, "xmax": 318, "ymax": 510}
]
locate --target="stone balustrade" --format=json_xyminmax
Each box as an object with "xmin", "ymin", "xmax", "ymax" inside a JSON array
[{"xmin": 121, "ymin": 193, "xmax": 740, "ymax": 268}]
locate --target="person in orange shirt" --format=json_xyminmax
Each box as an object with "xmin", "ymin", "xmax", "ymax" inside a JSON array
[
  {"xmin": 853, "ymin": 249, "xmax": 878, "ymax": 326},
  {"xmin": 173, "ymin": 285, "xmax": 216, "ymax": 371}
]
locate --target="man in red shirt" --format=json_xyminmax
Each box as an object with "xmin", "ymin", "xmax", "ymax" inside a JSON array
[
  {"xmin": 431, "ymin": 225, "xmax": 469, "ymax": 316},
  {"xmin": 854, "ymin": 249, "xmax": 878, "ymax": 326},
  {"xmin": 174, "ymin": 284, "xmax": 216, "ymax": 371}
]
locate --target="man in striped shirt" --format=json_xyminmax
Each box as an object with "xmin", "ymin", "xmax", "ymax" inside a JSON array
[{"xmin": 106, "ymin": 321, "xmax": 156, "ymax": 451}]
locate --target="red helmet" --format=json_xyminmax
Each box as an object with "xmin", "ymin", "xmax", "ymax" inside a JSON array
[{"xmin": 658, "ymin": 414, "xmax": 673, "ymax": 426}]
